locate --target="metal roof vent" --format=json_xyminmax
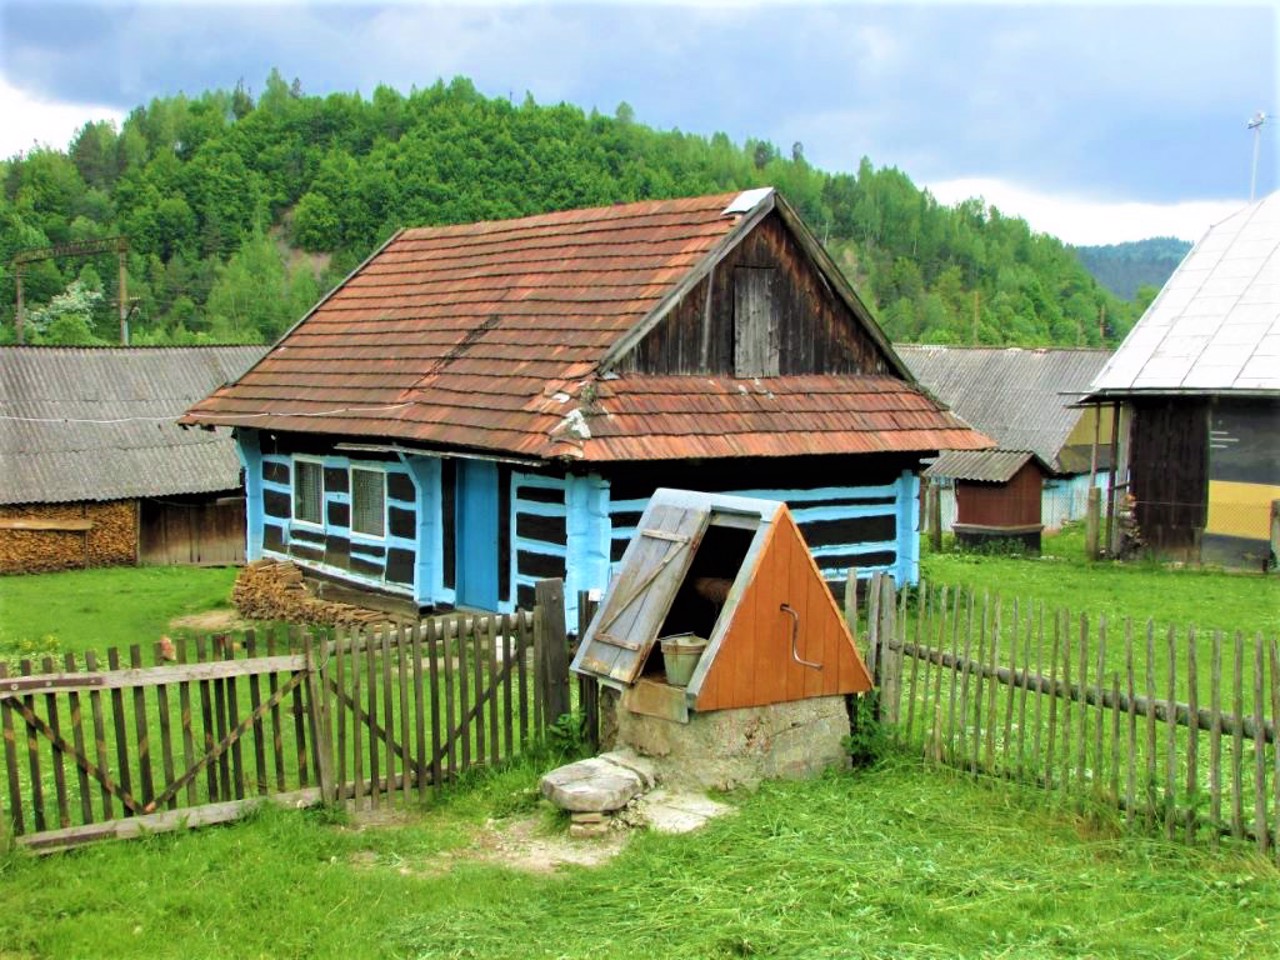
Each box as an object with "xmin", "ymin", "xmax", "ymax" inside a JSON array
[{"xmin": 721, "ymin": 187, "xmax": 774, "ymax": 217}]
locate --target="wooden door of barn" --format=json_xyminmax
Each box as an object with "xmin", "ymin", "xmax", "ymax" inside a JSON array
[{"xmin": 139, "ymin": 496, "xmax": 247, "ymax": 565}]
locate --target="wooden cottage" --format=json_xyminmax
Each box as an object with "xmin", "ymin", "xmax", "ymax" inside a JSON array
[
  {"xmin": 1082, "ymin": 191, "xmax": 1280, "ymax": 568},
  {"xmin": 925, "ymin": 449, "xmax": 1051, "ymax": 552},
  {"xmin": 571, "ymin": 489, "xmax": 872, "ymax": 722},
  {"xmin": 0, "ymin": 345, "xmax": 265, "ymax": 573},
  {"xmin": 183, "ymin": 189, "xmax": 990, "ymax": 620}
]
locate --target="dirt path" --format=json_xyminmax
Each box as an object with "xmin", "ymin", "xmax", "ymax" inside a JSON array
[{"xmin": 168, "ymin": 609, "xmax": 250, "ymax": 633}]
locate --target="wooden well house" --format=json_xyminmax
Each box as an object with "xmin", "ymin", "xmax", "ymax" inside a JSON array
[{"xmin": 571, "ymin": 489, "xmax": 872, "ymax": 724}]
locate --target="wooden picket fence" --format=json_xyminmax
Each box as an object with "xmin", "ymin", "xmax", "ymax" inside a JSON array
[
  {"xmin": 862, "ymin": 572, "xmax": 1280, "ymax": 862},
  {"xmin": 1, "ymin": 584, "xmax": 572, "ymax": 853}
]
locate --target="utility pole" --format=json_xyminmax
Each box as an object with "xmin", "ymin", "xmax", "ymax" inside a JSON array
[
  {"xmin": 1248, "ymin": 111, "xmax": 1267, "ymax": 203},
  {"xmin": 9, "ymin": 236, "xmax": 130, "ymax": 344}
]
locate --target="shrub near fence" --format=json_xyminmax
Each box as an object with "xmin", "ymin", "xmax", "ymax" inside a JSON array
[
  {"xmin": 0, "ymin": 600, "xmax": 560, "ymax": 853},
  {"xmin": 862, "ymin": 572, "xmax": 1280, "ymax": 863}
]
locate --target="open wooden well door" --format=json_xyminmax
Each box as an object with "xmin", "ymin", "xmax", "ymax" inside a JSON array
[{"xmin": 571, "ymin": 495, "xmax": 712, "ymax": 684}]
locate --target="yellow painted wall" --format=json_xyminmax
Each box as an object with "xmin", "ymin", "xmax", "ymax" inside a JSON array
[
  {"xmin": 1063, "ymin": 404, "xmax": 1115, "ymax": 449},
  {"xmin": 1205, "ymin": 480, "xmax": 1280, "ymax": 540}
]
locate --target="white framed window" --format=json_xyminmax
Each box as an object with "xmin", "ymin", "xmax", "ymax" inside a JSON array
[
  {"xmin": 293, "ymin": 458, "xmax": 323, "ymax": 525},
  {"xmin": 351, "ymin": 466, "xmax": 386, "ymax": 538}
]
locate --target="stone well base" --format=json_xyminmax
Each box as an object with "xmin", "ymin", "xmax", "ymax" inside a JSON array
[{"xmin": 614, "ymin": 695, "xmax": 851, "ymax": 792}]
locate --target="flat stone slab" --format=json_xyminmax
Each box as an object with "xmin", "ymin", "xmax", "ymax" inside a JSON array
[
  {"xmin": 596, "ymin": 749, "xmax": 657, "ymax": 790},
  {"xmin": 634, "ymin": 789, "xmax": 733, "ymax": 834},
  {"xmin": 540, "ymin": 755, "xmax": 649, "ymax": 813}
]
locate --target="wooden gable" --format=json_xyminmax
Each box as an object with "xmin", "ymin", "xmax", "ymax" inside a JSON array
[{"xmin": 613, "ymin": 200, "xmax": 904, "ymax": 380}]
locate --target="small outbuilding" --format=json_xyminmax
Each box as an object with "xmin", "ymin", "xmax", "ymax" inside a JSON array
[
  {"xmin": 924, "ymin": 449, "xmax": 1051, "ymax": 553},
  {"xmin": 571, "ymin": 489, "xmax": 872, "ymax": 790},
  {"xmin": 572, "ymin": 489, "xmax": 871, "ymax": 718},
  {"xmin": 0, "ymin": 345, "xmax": 265, "ymax": 573},
  {"xmin": 1081, "ymin": 191, "xmax": 1280, "ymax": 568}
]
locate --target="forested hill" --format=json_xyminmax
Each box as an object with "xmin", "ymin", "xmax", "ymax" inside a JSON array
[
  {"xmin": 1, "ymin": 72, "xmax": 1141, "ymax": 349},
  {"xmin": 1072, "ymin": 237, "xmax": 1192, "ymax": 300}
]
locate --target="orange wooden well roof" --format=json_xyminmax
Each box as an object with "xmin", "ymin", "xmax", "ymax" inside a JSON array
[{"xmin": 184, "ymin": 192, "xmax": 988, "ymax": 461}]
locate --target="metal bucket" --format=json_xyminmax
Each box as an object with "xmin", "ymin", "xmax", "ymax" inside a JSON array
[{"xmin": 659, "ymin": 633, "xmax": 708, "ymax": 686}]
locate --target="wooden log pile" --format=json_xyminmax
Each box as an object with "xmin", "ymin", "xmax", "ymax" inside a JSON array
[
  {"xmin": 0, "ymin": 500, "xmax": 137, "ymax": 574},
  {"xmin": 232, "ymin": 559, "xmax": 388, "ymax": 627}
]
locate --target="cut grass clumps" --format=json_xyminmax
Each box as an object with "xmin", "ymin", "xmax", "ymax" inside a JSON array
[{"xmin": 2, "ymin": 758, "xmax": 1275, "ymax": 959}]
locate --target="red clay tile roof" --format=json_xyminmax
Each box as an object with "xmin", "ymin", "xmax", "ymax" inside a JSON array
[
  {"xmin": 184, "ymin": 192, "xmax": 989, "ymax": 461},
  {"xmin": 564, "ymin": 374, "xmax": 989, "ymax": 461}
]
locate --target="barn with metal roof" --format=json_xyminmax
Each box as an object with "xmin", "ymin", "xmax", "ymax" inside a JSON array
[
  {"xmin": 897, "ymin": 345, "xmax": 1114, "ymax": 536},
  {"xmin": 1082, "ymin": 191, "xmax": 1280, "ymax": 568},
  {"xmin": 184, "ymin": 189, "xmax": 991, "ymax": 617},
  {"xmin": 1, "ymin": 345, "xmax": 265, "ymax": 571}
]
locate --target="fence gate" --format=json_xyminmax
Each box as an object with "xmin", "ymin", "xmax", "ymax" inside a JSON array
[
  {"xmin": 2, "ymin": 604, "xmax": 551, "ymax": 853},
  {"xmin": 324, "ymin": 612, "xmax": 538, "ymax": 810},
  {"xmin": 0, "ymin": 634, "xmax": 323, "ymax": 852}
]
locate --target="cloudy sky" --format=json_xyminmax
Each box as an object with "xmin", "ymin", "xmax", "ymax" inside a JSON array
[{"xmin": 1, "ymin": 0, "xmax": 1275, "ymax": 245}]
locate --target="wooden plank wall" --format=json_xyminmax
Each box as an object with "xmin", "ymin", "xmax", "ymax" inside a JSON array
[
  {"xmin": 618, "ymin": 211, "xmax": 894, "ymax": 377},
  {"xmin": 139, "ymin": 497, "xmax": 246, "ymax": 566}
]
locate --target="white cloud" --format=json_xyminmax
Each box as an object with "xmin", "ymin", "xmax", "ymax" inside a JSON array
[
  {"xmin": 923, "ymin": 177, "xmax": 1249, "ymax": 246},
  {"xmin": 0, "ymin": 78, "xmax": 126, "ymax": 160}
]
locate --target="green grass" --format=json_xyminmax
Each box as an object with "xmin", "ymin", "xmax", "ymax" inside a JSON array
[
  {"xmin": 1, "ymin": 757, "xmax": 1276, "ymax": 959},
  {"xmin": 0, "ymin": 566, "xmax": 240, "ymax": 660},
  {"xmin": 921, "ymin": 524, "xmax": 1280, "ymax": 638}
]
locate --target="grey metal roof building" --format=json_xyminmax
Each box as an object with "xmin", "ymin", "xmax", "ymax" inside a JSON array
[
  {"xmin": 896, "ymin": 345, "xmax": 1112, "ymax": 475},
  {"xmin": 1085, "ymin": 190, "xmax": 1280, "ymax": 400},
  {"xmin": 1, "ymin": 346, "xmax": 266, "ymax": 505}
]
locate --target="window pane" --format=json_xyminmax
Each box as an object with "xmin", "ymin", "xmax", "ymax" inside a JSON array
[
  {"xmin": 294, "ymin": 460, "xmax": 322, "ymax": 524},
  {"xmin": 351, "ymin": 468, "xmax": 385, "ymax": 537}
]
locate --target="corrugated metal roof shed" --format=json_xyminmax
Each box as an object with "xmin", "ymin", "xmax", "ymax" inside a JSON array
[
  {"xmin": 1, "ymin": 345, "xmax": 266, "ymax": 505},
  {"xmin": 923, "ymin": 449, "xmax": 1043, "ymax": 483},
  {"xmin": 1087, "ymin": 191, "xmax": 1280, "ymax": 398},
  {"xmin": 185, "ymin": 191, "xmax": 987, "ymax": 461},
  {"xmin": 896, "ymin": 345, "xmax": 1110, "ymax": 473}
]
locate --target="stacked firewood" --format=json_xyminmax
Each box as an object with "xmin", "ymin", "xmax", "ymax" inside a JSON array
[{"xmin": 232, "ymin": 559, "xmax": 386, "ymax": 626}]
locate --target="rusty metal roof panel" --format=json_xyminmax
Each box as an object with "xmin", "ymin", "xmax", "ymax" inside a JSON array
[{"xmin": 924, "ymin": 449, "xmax": 1043, "ymax": 483}]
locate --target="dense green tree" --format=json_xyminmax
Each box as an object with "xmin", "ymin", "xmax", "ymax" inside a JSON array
[{"xmin": 0, "ymin": 70, "xmax": 1143, "ymax": 348}]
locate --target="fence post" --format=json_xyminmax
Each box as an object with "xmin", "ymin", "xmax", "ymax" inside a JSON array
[
  {"xmin": 927, "ymin": 483, "xmax": 942, "ymax": 553},
  {"xmin": 576, "ymin": 590, "xmax": 600, "ymax": 752},
  {"xmin": 1085, "ymin": 486, "xmax": 1101, "ymax": 560},
  {"xmin": 535, "ymin": 579, "xmax": 571, "ymax": 724},
  {"xmin": 879, "ymin": 575, "xmax": 902, "ymax": 726},
  {"xmin": 843, "ymin": 567, "xmax": 859, "ymax": 641},
  {"xmin": 303, "ymin": 635, "xmax": 336, "ymax": 804}
]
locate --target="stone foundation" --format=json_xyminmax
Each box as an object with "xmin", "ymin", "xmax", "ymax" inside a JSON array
[{"xmin": 614, "ymin": 695, "xmax": 852, "ymax": 792}]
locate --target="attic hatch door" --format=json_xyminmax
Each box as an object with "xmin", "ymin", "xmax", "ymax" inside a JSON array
[{"xmin": 576, "ymin": 502, "xmax": 712, "ymax": 685}]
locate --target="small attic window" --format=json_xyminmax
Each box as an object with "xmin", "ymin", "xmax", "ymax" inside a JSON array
[{"xmin": 734, "ymin": 266, "xmax": 779, "ymax": 377}]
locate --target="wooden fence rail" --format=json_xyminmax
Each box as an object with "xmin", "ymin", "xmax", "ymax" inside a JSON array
[
  {"xmin": 864, "ymin": 572, "xmax": 1280, "ymax": 864},
  {"xmin": 1, "ymin": 593, "xmax": 568, "ymax": 853}
]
